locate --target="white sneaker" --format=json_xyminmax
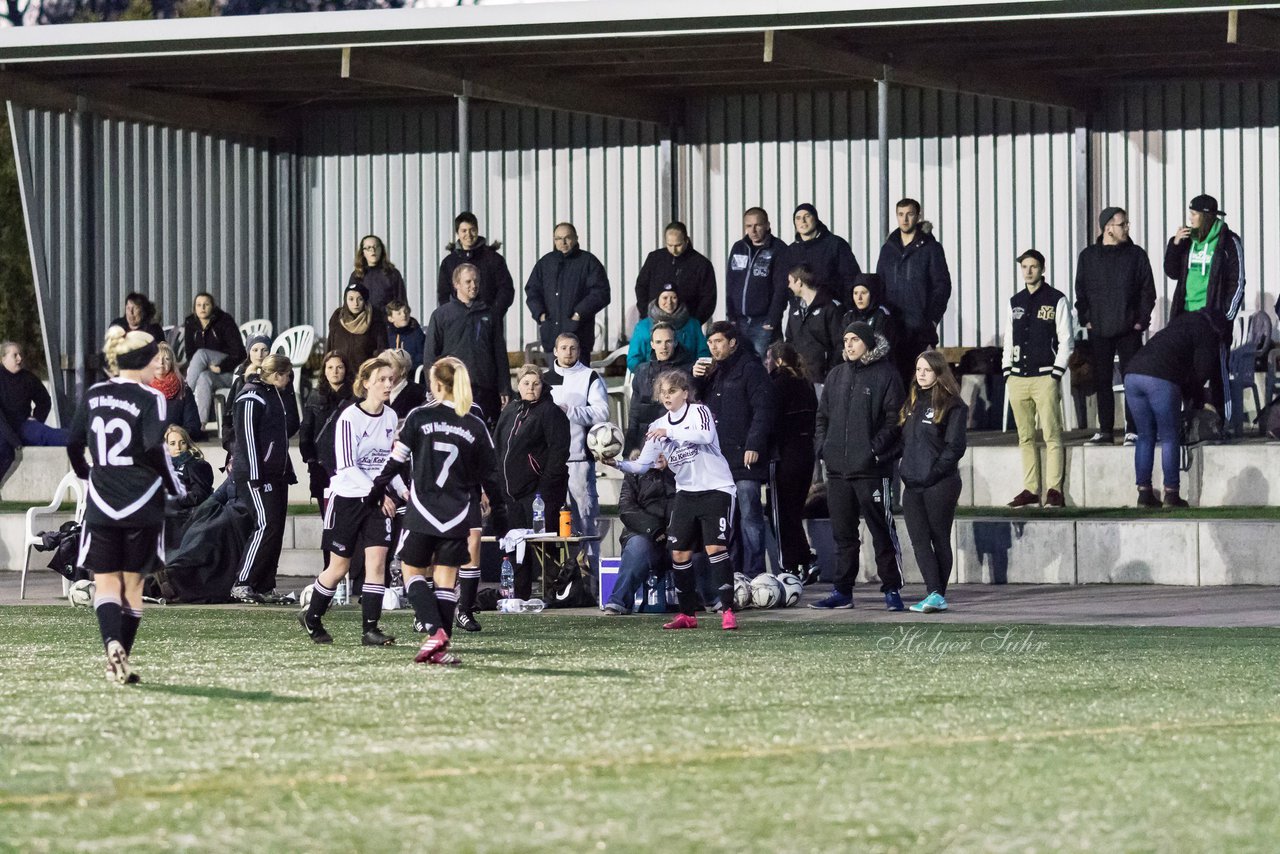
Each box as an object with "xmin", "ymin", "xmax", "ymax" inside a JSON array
[
  {"xmin": 105, "ymin": 640, "xmax": 131, "ymax": 685},
  {"xmin": 1123, "ymin": 433, "xmax": 1138, "ymax": 446}
]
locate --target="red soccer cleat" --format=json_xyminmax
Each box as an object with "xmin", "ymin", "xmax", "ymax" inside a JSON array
[
  {"xmin": 414, "ymin": 629, "xmax": 449, "ymax": 664},
  {"xmin": 721, "ymin": 609, "xmax": 738, "ymax": 631},
  {"xmin": 427, "ymin": 649, "xmax": 462, "ymax": 666},
  {"xmin": 662, "ymin": 613, "xmax": 698, "ymax": 630}
]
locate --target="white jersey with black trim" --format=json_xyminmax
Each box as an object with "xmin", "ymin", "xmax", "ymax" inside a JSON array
[
  {"xmin": 615, "ymin": 402, "xmax": 735, "ymax": 496},
  {"xmin": 326, "ymin": 402, "xmax": 406, "ymax": 499}
]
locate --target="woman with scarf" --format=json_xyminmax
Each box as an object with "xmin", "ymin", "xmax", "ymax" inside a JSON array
[
  {"xmin": 626, "ymin": 283, "xmax": 710, "ymax": 371},
  {"xmin": 149, "ymin": 343, "xmax": 204, "ymax": 440},
  {"xmin": 328, "ymin": 282, "xmax": 388, "ymax": 375},
  {"xmin": 163, "ymin": 424, "xmax": 215, "ymax": 549}
]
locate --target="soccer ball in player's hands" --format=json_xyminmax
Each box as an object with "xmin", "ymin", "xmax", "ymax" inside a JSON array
[{"xmin": 586, "ymin": 422, "xmax": 624, "ymax": 461}]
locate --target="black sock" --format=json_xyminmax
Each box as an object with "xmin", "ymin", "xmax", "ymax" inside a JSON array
[
  {"xmin": 405, "ymin": 576, "xmax": 442, "ymax": 634},
  {"xmin": 457, "ymin": 567, "xmax": 480, "ymax": 614},
  {"xmin": 307, "ymin": 579, "xmax": 336, "ymax": 623},
  {"xmin": 671, "ymin": 560, "xmax": 696, "ymax": 616},
  {"xmin": 120, "ymin": 607, "xmax": 143, "ymax": 654},
  {"xmin": 95, "ymin": 595, "xmax": 123, "ymax": 649},
  {"xmin": 435, "ymin": 584, "xmax": 458, "ymax": 638},
  {"xmin": 361, "ymin": 583, "xmax": 386, "ymax": 633},
  {"xmin": 708, "ymin": 551, "xmax": 733, "ymax": 612}
]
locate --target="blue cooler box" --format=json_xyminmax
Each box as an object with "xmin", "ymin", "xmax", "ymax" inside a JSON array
[{"xmin": 598, "ymin": 557, "xmax": 621, "ymax": 610}]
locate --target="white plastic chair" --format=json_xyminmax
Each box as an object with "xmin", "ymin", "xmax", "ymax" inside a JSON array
[
  {"xmin": 165, "ymin": 324, "xmax": 185, "ymax": 364},
  {"xmin": 20, "ymin": 472, "xmax": 86, "ymax": 600},
  {"xmin": 414, "ymin": 364, "xmax": 425, "ymax": 386},
  {"xmin": 271, "ymin": 325, "xmax": 316, "ymax": 367},
  {"xmin": 240, "ymin": 318, "xmax": 274, "ymax": 345}
]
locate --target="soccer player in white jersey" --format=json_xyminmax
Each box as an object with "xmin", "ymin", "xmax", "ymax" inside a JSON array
[
  {"xmin": 608, "ymin": 369, "xmax": 739, "ymax": 630},
  {"xmin": 300, "ymin": 355, "xmax": 405, "ymax": 645}
]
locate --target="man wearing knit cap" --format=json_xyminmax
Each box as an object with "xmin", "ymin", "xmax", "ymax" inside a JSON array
[
  {"xmin": 1074, "ymin": 206, "xmax": 1156, "ymax": 445},
  {"xmin": 1163, "ymin": 194, "xmax": 1245, "ymax": 431},
  {"xmin": 780, "ymin": 203, "xmax": 861, "ymax": 300},
  {"xmin": 1003, "ymin": 250, "xmax": 1073, "ymax": 509},
  {"xmin": 810, "ymin": 320, "xmax": 906, "ymax": 611}
]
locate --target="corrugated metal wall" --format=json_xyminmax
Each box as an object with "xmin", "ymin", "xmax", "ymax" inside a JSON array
[
  {"xmin": 298, "ymin": 104, "xmax": 667, "ymax": 353},
  {"xmin": 9, "ymin": 104, "xmax": 293, "ymax": 412},
  {"xmin": 683, "ymin": 88, "xmax": 1080, "ymax": 348},
  {"xmin": 1092, "ymin": 80, "xmax": 1280, "ymax": 329}
]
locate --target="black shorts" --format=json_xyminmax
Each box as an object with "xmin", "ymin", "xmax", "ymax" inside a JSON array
[
  {"xmin": 396, "ymin": 530, "xmax": 469, "ymax": 568},
  {"xmin": 323, "ymin": 495, "xmax": 394, "ymax": 558},
  {"xmin": 78, "ymin": 522, "xmax": 164, "ymax": 576},
  {"xmin": 666, "ymin": 489, "xmax": 734, "ymax": 552}
]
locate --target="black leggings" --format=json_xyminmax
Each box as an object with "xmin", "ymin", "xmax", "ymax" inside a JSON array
[
  {"xmin": 902, "ymin": 474, "xmax": 962, "ymax": 596},
  {"xmin": 772, "ymin": 447, "xmax": 815, "ymax": 569}
]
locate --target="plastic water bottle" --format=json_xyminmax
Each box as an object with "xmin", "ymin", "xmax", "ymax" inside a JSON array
[
  {"xmin": 500, "ymin": 555, "xmax": 515, "ymax": 599},
  {"xmin": 532, "ymin": 493, "xmax": 546, "ymax": 534}
]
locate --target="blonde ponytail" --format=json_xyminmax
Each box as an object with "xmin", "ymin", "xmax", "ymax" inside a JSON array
[
  {"xmin": 102, "ymin": 327, "xmax": 158, "ymax": 376},
  {"xmin": 430, "ymin": 357, "xmax": 473, "ymax": 417}
]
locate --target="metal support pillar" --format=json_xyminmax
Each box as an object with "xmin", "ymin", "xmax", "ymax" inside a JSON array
[
  {"xmin": 878, "ymin": 71, "xmax": 891, "ymax": 240},
  {"xmin": 457, "ymin": 88, "xmax": 472, "ymax": 213}
]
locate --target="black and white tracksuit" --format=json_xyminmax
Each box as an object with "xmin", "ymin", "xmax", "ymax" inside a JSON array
[
  {"xmin": 232, "ymin": 376, "xmax": 299, "ymax": 593},
  {"xmin": 899, "ymin": 396, "xmax": 969, "ymax": 596}
]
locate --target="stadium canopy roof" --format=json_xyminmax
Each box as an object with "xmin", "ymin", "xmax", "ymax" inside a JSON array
[{"xmin": 1, "ymin": 0, "xmax": 1280, "ymax": 138}]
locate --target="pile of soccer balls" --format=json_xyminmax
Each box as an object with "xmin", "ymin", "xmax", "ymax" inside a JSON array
[{"xmin": 734, "ymin": 572, "xmax": 804, "ymax": 609}]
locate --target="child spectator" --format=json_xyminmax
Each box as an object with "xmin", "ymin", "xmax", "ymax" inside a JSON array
[{"xmin": 385, "ymin": 300, "xmax": 426, "ymax": 374}]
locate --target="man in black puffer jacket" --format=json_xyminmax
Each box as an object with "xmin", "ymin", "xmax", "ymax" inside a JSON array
[
  {"xmin": 875, "ymin": 199, "xmax": 952, "ymax": 382},
  {"xmin": 784, "ymin": 264, "xmax": 846, "ymax": 387},
  {"xmin": 693, "ymin": 321, "xmax": 776, "ymax": 578},
  {"xmin": 811, "ymin": 321, "xmax": 906, "ymax": 611},
  {"xmin": 635, "ymin": 221, "xmax": 718, "ymax": 324},
  {"xmin": 1074, "ymin": 206, "xmax": 1156, "ymax": 444},
  {"xmin": 436, "ymin": 212, "xmax": 516, "ymax": 319},
  {"xmin": 780, "ymin": 203, "xmax": 861, "ymax": 300},
  {"xmin": 424, "ymin": 263, "xmax": 511, "ymax": 427},
  {"xmin": 525, "ymin": 222, "xmax": 612, "ymax": 356}
]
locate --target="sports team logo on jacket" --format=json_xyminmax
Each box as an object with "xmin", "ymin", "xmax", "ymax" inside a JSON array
[{"xmin": 1037, "ymin": 305, "xmax": 1056, "ymax": 320}]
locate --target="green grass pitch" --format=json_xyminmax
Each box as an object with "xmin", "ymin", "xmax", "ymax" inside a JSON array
[{"xmin": 3, "ymin": 606, "xmax": 1279, "ymax": 852}]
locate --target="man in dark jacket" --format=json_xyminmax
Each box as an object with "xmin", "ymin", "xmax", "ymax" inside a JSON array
[
  {"xmin": 875, "ymin": 199, "xmax": 952, "ymax": 383},
  {"xmin": 725, "ymin": 207, "xmax": 789, "ymax": 356},
  {"xmin": 436, "ymin": 212, "xmax": 516, "ymax": 319},
  {"xmin": 781, "ymin": 203, "xmax": 861, "ymax": 300},
  {"xmin": 842, "ymin": 273, "xmax": 904, "ymax": 365},
  {"xmin": 810, "ymin": 321, "xmax": 906, "ymax": 611},
  {"xmin": 424, "ymin": 263, "xmax": 511, "ymax": 427},
  {"xmin": 525, "ymin": 222, "xmax": 612, "ymax": 357},
  {"xmin": 635, "ymin": 221, "xmax": 718, "ymax": 324},
  {"xmin": 784, "ymin": 264, "xmax": 846, "ymax": 388},
  {"xmin": 1074, "ymin": 206, "xmax": 1157, "ymax": 445},
  {"xmin": 694, "ymin": 321, "xmax": 775, "ymax": 578},
  {"xmin": 0, "ymin": 341, "xmax": 68, "ymax": 484},
  {"xmin": 626, "ymin": 323, "xmax": 695, "ymax": 455},
  {"xmin": 1163, "ymin": 194, "xmax": 1245, "ymax": 429}
]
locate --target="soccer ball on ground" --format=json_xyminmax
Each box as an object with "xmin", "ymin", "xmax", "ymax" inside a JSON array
[
  {"xmin": 775, "ymin": 573, "xmax": 804, "ymax": 608},
  {"xmin": 298, "ymin": 584, "xmax": 313, "ymax": 610},
  {"xmin": 733, "ymin": 572, "xmax": 753, "ymax": 609},
  {"xmin": 749, "ymin": 574, "xmax": 784, "ymax": 609},
  {"xmin": 586, "ymin": 422, "xmax": 625, "ymax": 461},
  {"xmin": 68, "ymin": 579, "xmax": 96, "ymax": 607}
]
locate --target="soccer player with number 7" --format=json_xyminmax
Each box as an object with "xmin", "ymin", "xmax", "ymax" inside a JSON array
[{"xmin": 603, "ymin": 370, "xmax": 739, "ymax": 630}]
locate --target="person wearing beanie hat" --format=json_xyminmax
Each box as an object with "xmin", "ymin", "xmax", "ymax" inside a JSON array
[
  {"xmin": 1164, "ymin": 193, "xmax": 1244, "ymax": 431},
  {"xmin": 328, "ymin": 278, "xmax": 388, "ymax": 378},
  {"xmin": 779, "ymin": 202, "xmax": 861, "ymax": 300},
  {"xmin": 1074, "ymin": 205, "xmax": 1156, "ymax": 445},
  {"xmin": 874, "ymin": 197, "xmax": 952, "ymax": 387},
  {"xmin": 1003, "ymin": 250, "xmax": 1073, "ymax": 509},
  {"xmin": 843, "ymin": 272, "xmax": 904, "ymax": 368},
  {"xmin": 784, "ymin": 263, "xmax": 847, "ymax": 387},
  {"xmin": 810, "ymin": 316, "xmax": 906, "ymax": 611},
  {"xmin": 219, "ymin": 332, "xmax": 276, "ymax": 448}
]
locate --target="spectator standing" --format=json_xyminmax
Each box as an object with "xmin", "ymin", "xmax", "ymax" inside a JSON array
[
  {"xmin": 1075, "ymin": 206, "xmax": 1157, "ymax": 445},
  {"xmin": 385, "ymin": 301, "xmax": 426, "ymax": 374},
  {"xmin": 424, "ymin": 263, "xmax": 510, "ymax": 427},
  {"xmin": 298, "ymin": 351, "xmax": 353, "ymax": 504},
  {"xmin": 726, "ymin": 207, "xmax": 790, "ymax": 358},
  {"xmin": 875, "ymin": 199, "xmax": 952, "ymax": 384},
  {"xmin": 784, "ymin": 264, "xmax": 846, "ymax": 389},
  {"xmin": 841, "ymin": 272, "xmax": 904, "ymax": 364},
  {"xmin": 810, "ymin": 322, "xmax": 906, "ymax": 611},
  {"xmin": 328, "ymin": 283, "xmax": 389, "ymax": 382},
  {"xmin": 1003, "ymin": 250, "xmax": 1073, "ymax": 509},
  {"xmin": 348, "ymin": 235, "xmax": 406, "ymax": 317},
  {"xmin": 1163, "ymin": 194, "xmax": 1245, "ymax": 429},
  {"xmin": 525, "ymin": 222, "xmax": 611, "ymax": 357},
  {"xmin": 627, "ymin": 284, "xmax": 709, "ymax": 371},
  {"xmin": 220, "ymin": 334, "xmax": 273, "ymax": 448},
  {"xmin": 626, "ymin": 322, "xmax": 694, "ymax": 455},
  {"xmin": 765, "ymin": 342, "xmax": 818, "ymax": 582},
  {"xmin": 436, "ymin": 212, "xmax": 515, "ymax": 319},
  {"xmin": 782, "ymin": 203, "xmax": 861, "ymax": 298},
  {"xmin": 634, "ymin": 221, "xmax": 718, "ymax": 325},
  {"xmin": 899, "ymin": 351, "xmax": 968, "ymax": 614},
  {"xmin": 1123, "ymin": 311, "xmax": 1220, "ymax": 508},
  {"xmin": 108, "ymin": 292, "xmax": 166, "ymax": 344},
  {"xmin": 693, "ymin": 321, "xmax": 775, "ymax": 580},
  {"xmin": 494, "ymin": 366, "xmax": 570, "ymax": 600},
  {"xmin": 0, "ymin": 341, "xmax": 69, "ymax": 484},
  {"xmin": 182, "ymin": 293, "xmax": 246, "ymax": 426}
]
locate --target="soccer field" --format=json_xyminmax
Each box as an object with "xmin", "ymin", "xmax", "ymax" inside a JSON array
[{"xmin": 3, "ymin": 606, "xmax": 1279, "ymax": 853}]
